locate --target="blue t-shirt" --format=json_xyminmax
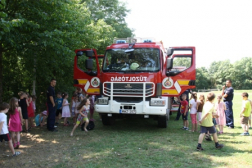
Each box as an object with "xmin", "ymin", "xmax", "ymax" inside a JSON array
[
  {"xmin": 55, "ymin": 98, "xmax": 63, "ymax": 109},
  {"xmin": 223, "ymin": 87, "xmax": 234, "ymax": 101},
  {"xmin": 35, "ymin": 114, "xmax": 43, "ymax": 126}
]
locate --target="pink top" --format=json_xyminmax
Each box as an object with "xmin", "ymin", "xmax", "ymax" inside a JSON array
[
  {"xmin": 215, "ymin": 102, "xmax": 226, "ymax": 125},
  {"xmin": 9, "ymin": 108, "xmax": 22, "ymax": 132}
]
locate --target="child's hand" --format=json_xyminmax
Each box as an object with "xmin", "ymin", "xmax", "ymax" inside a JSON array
[
  {"xmin": 198, "ymin": 120, "xmax": 202, "ymax": 125},
  {"xmin": 184, "ymin": 113, "xmax": 186, "ymax": 116}
]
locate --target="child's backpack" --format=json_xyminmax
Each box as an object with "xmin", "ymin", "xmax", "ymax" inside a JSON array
[{"xmin": 81, "ymin": 121, "xmax": 95, "ymax": 131}]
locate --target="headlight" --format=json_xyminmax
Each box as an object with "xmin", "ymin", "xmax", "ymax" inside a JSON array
[
  {"xmin": 97, "ymin": 97, "xmax": 109, "ymax": 105},
  {"xmin": 150, "ymin": 98, "xmax": 166, "ymax": 106}
]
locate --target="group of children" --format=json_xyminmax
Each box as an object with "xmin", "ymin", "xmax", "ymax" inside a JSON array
[
  {"xmin": 0, "ymin": 92, "xmax": 37, "ymax": 156},
  {"xmin": 180, "ymin": 92, "xmax": 227, "ymax": 134},
  {"xmin": 179, "ymin": 91, "xmax": 252, "ymax": 150},
  {"xmin": 52, "ymin": 92, "xmax": 95, "ymax": 126}
]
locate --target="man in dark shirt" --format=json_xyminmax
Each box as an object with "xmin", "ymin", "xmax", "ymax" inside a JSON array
[
  {"xmin": 222, "ymin": 79, "xmax": 234, "ymax": 128},
  {"xmin": 47, "ymin": 79, "xmax": 58, "ymax": 132},
  {"xmin": 175, "ymin": 89, "xmax": 192, "ymax": 120}
]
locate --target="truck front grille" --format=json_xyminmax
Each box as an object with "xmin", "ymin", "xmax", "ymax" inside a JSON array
[{"xmin": 103, "ymin": 82, "xmax": 155, "ymax": 97}]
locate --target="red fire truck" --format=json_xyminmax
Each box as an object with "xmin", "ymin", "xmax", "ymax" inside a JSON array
[{"xmin": 73, "ymin": 37, "xmax": 195, "ymax": 128}]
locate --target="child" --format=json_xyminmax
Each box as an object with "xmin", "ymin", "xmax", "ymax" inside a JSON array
[
  {"xmin": 248, "ymin": 99, "xmax": 252, "ymax": 128},
  {"xmin": 180, "ymin": 94, "xmax": 189, "ymax": 130},
  {"xmin": 89, "ymin": 95, "xmax": 96, "ymax": 121},
  {"xmin": 27, "ymin": 94, "xmax": 35, "ymax": 129},
  {"xmin": 197, "ymin": 94, "xmax": 205, "ymax": 121},
  {"xmin": 8, "ymin": 97, "xmax": 23, "ymax": 149},
  {"xmin": 71, "ymin": 94, "xmax": 78, "ymax": 125},
  {"xmin": 189, "ymin": 92, "xmax": 198, "ymax": 132},
  {"xmin": 240, "ymin": 92, "xmax": 251, "ymax": 136},
  {"xmin": 70, "ymin": 98, "xmax": 90, "ymax": 136},
  {"xmin": 215, "ymin": 95, "xmax": 226, "ymax": 134},
  {"xmin": 55, "ymin": 92, "xmax": 63, "ymax": 125},
  {"xmin": 18, "ymin": 91, "xmax": 29, "ymax": 132},
  {"xmin": 0, "ymin": 102, "xmax": 21, "ymax": 156},
  {"xmin": 35, "ymin": 110, "xmax": 48, "ymax": 127},
  {"xmin": 197, "ymin": 92, "xmax": 223, "ymax": 151},
  {"xmin": 62, "ymin": 93, "xmax": 71, "ymax": 126}
]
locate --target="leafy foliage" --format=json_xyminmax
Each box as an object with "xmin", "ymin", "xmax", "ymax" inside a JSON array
[{"xmin": 0, "ymin": 0, "xmax": 134, "ymax": 108}]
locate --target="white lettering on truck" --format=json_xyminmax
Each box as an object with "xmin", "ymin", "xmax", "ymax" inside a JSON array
[{"xmin": 111, "ymin": 76, "xmax": 147, "ymax": 82}]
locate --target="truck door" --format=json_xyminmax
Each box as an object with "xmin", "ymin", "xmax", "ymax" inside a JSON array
[
  {"xmin": 73, "ymin": 49, "xmax": 102, "ymax": 95},
  {"xmin": 162, "ymin": 47, "xmax": 196, "ymax": 97}
]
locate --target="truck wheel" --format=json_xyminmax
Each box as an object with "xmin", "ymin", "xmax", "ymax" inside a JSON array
[
  {"xmin": 158, "ymin": 115, "xmax": 167, "ymax": 128},
  {"xmin": 101, "ymin": 114, "xmax": 115, "ymax": 126}
]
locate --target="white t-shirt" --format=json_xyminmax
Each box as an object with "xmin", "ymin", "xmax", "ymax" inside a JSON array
[
  {"xmin": 189, "ymin": 99, "xmax": 197, "ymax": 114},
  {"xmin": 0, "ymin": 113, "xmax": 9, "ymax": 134}
]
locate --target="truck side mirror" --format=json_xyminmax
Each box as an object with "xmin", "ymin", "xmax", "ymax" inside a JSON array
[
  {"xmin": 167, "ymin": 48, "xmax": 173, "ymax": 56},
  {"xmin": 86, "ymin": 50, "xmax": 93, "ymax": 57},
  {"xmin": 85, "ymin": 59, "xmax": 93, "ymax": 70},
  {"xmin": 167, "ymin": 58, "xmax": 173, "ymax": 69},
  {"xmin": 76, "ymin": 51, "xmax": 83, "ymax": 56}
]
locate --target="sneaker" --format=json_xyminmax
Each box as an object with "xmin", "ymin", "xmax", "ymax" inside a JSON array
[
  {"xmin": 216, "ymin": 144, "xmax": 224, "ymax": 149},
  {"xmin": 181, "ymin": 127, "xmax": 186, "ymax": 130},
  {"xmin": 240, "ymin": 132, "xmax": 249, "ymax": 136},
  {"xmin": 197, "ymin": 146, "xmax": 204, "ymax": 151},
  {"xmin": 54, "ymin": 126, "xmax": 58, "ymax": 128},
  {"xmin": 185, "ymin": 128, "xmax": 189, "ymax": 131},
  {"xmin": 12, "ymin": 151, "xmax": 21, "ymax": 156}
]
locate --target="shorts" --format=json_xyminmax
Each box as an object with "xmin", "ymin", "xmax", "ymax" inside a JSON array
[
  {"xmin": 213, "ymin": 118, "xmax": 217, "ymax": 126},
  {"xmin": 56, "ymin": 109, "xmax": 62, "ymax": 116},
  {"xmin": 190, "ymin": 114, "xmax": 197, "ymax": 124},
  {"xmin": 71, "ymin": 111, "xmax": 76, "ymax": 117},
  {"xmin": 200, "ymin": 126, "xmax": 216, "ymax": 134},
  {"xmin": 0, "ymin": 133, "xmax": 11, "ymax": 142},
  {"xmin": 76, "ymin": 117, "xmax": 88, "ymax": 124},
  {"xmin": 182, "ymin": 112, "xmax": 188, "ymax": 120},
  {"xmin": 241, "ymin": 116, "xmax": 249, "ymax": 125}
]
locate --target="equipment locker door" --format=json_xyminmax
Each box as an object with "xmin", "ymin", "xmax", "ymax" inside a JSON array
[
  {"xmin": 73, "ymin": 49, "xmax": 102, "ymax": 95},
  {"xmin": 162, "ymin": 47, "xmax": 196, "ymax": 97}
]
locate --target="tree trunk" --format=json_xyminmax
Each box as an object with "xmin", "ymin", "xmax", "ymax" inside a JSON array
[{"xmin": 0, "ymin": 45, "xmax": 3, "ymax": 103}]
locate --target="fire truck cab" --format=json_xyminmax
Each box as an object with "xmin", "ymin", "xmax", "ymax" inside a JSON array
[{"xmin": 73, "ymin": 37, "xmax": 196, "ymax": 128}]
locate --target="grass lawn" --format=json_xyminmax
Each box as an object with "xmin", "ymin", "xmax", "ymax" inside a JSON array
[{"xmin": 1, "ymin": 90, "xmax": 252, "ymax": 168}]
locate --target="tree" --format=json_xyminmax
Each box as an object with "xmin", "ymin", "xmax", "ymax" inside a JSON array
[{"xmin": 0, "ymin": 0, "xmax": 134, "ymax": 106}]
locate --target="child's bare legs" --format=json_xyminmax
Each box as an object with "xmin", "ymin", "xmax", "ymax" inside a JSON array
[
  {"xmin": 73, "ymin": 116, "xmax": 76, "ymax": 125},
  {"xmin": 212, "ymin": 133, "xmax": 219, "ymax": 143},
  {"xmin": 11, "ymin": 132, "xmax": 16, "ymax": 146},
  {"xmin": 64, "ymin": 117, "xmax": 67, "ymax": 125},
  {"xmin": 185, "ymin": 120, "xmax": 189, "ymax": 128},
  {"xmin": 219, "ymin": 125, "xmax": 224, "ymax": 133},
  {"xmin": 198, "ymin": 133, "xmax": 205, "ymax": 143},
  {"xmin": 24, "ymin": 119, "xmax": 28, "ymax": 131},
  {"xmin": 70, "ymin": 123, "xmax": 80, "ymax": 136},
  {"xmin": 241, "ymin": 124, "xmax": 248, "ymax": 133},
  {"xmin": 249, "ymin": 118, "xmax": 251, "ymax": 128},
  {"xmin": 84, "ymin": 119, "xmax": 89, "ymax": 132},
  {"xmin": 8, "ymin": 140, "xmax": 15, "ymax": 155},
  {"xmin": 191, "ymin": 123, "xmax": 195, "ymax": 132}
]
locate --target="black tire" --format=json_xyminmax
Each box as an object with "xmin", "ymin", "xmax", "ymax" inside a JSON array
[
  {"xmin": 101, "ymin": 114, "xmax": 115, "ymax": 126},
  {"xmin": 158, "ymin": 115, "xmax": 167, "ymax": 128}
]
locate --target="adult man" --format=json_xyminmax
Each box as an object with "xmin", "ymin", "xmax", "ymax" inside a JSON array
[
  {"xmin": 222, "ymin": 79, "xmax": 234, "ymax": 128},
  {"xmin": 47, "ymin": 79, "xmax": 58, "ymax": 132}
]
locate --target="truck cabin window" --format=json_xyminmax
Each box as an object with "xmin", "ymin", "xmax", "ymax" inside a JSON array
[
  {"xmin": 171, "ymin": 57, "xmax": 192, "ymax": 72},
  {"xmin": 103, "ymin": 48, "xmax": 160, "ymax": 72},
  {"xmin": 77, "ymin": 54, "xmax": 98, "ymax": 73}
]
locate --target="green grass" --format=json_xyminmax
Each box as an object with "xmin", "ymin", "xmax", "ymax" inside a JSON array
[{"xmin": 1, "ymin": 90, "xmax": 252, "ymax": 168}]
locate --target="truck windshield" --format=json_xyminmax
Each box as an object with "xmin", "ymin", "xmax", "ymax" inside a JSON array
[{"xmin": 103, "ymin": 48, "xmax": 160, "ymax": 72}]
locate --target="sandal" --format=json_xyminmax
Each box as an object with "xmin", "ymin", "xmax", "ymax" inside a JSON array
[{"xmin": 13, "ymin": 151, "xmax": 21, "ymax": 156}]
